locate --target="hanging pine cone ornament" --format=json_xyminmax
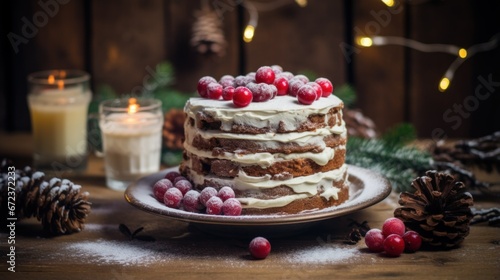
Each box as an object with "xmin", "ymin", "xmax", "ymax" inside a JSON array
[
  {"xmin": 163, "ymin": 108, "xmax": 186, "ymax": 150},
  {"xmin": 0, "ymin": 159, "xmax": 91, "ymax": 235},
  {"xmin": 190, "ymin": 3, "xmax": 227, "ymax": 56},
  {"xmin": 394, "ymin": 170, "xmax": 473, "ymax": 248}
]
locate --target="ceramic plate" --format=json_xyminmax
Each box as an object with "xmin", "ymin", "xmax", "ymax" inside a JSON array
[{"xmin": 125, "ymin": 165, "xmax": 392, "ymax": 237}]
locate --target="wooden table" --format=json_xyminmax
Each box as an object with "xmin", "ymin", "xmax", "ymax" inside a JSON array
[{"xmin": 1, "ymin": 133, "xmax": 499, "ymax": 279}]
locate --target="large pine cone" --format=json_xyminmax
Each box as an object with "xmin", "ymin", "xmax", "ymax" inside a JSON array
[
  {"xmin": 0, "ymin": 160, "xmax": 91, "ymax": 235},
  {"xmin": 394, "ymin": 170, "xmax": 473, "ymax": 248}
]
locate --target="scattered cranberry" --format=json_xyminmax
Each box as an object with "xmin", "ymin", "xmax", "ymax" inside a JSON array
[
  {"xmin": 233, "ymin": 86, "xmax": 253, "ymax": 107},
  {"xmin": 297, "ymin": 85, "xmax": 317, "ymax": 105},
  {"xmin": 249, "ymin": 237, "xmax": 271, "ymax": 259},
  {"xmin": 364, "ymin": 228, "xmax": 385, "ymax": 253},
  {"xmin": 288, "ymin": 80, "xmax": 305, "ymax": 97},
  {"xmin": 222, "ymin": 86, "xmax": 235, "ymax": 100},
  {"xmin": 164, "ymin": 171, "xmax": 181, "ymax": 182},
  {"xmin": 293, "ymin": 74, "xmax": 309, "ymax": 84},
  {"xmin": 197, "ymin": 76, "xmax": 217, "ymax": 97},
  {"xmin": 255, "ymin": 66, "xmax": 275, "ymax": 84},
  {"xmin": 207, "ymin": 82, "xmax": 223, "ymax": 100},
  {"xmin": 382, "ymin": 217, "xmax": 406, "ymax": 237},
  {"xmin": 306, "ymin": 82, "xmax": 323, "ymax": 100},
  {"xmin": 206, "ymin": 196, "xmax": 223, "ymax": 215},
  {"xmin": 383, "ymin": 234, "xmax": 405, "ymax": 257},
  {"xmin": 153, "ymin": 179, "xmax": 174, "ymax": 202},
  {"xmin": 222, "ymin": 198, "xmax": 242, "ymax": 216},
  {"xmin": 200, "ymin": 187, "xmax": 218, "ymax": 206},
  {"xmin": 218, "ymin": 186, "xmax": 235, "ymax": 201},
  {"xmin": 175, "ymin": 180, "xmax": 193, "ymax": 195},
  {"xmin": 274, "ymin": 77, "xmax": 289, "ymax": 96},
  {"xmin": 164, "ymin": 188, "xmax": 183, "ymax": 209},
  {"xmin": 183, "ymin": 190, "xmax": 202, "ymax": 212},
  {"xmin": 403, "ymin": 231, "xmax": 422, "ymax": 252},
  {"xmin": 315, "ymin": 78, "xmax": 333, "ymax": 97}
]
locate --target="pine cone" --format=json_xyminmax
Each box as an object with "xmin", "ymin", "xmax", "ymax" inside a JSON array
[
  {"xmin": 0, "ymin": 160, "xmax": 91, "ymax": 235},
  {"xmin": 163, "ymin": 108, "xmax": 186, "ymax": 150},
  {"xmin": 394, "ymin": 170, "xmax": 474, "ymax": 248},
  {"xmin": 343, "ymin": 109, "xmax": 378, "ymax": 139},
  {"xmin": 191, "ymin": 5, "xmax": 227, "ymax": 56}
]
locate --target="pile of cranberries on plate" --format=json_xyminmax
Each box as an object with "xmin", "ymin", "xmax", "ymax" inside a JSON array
[
  {"xmin": 152, "ymin": 171, "xmax": 242, "ymax": 216},
  {"xmin": 197, "ymin": 65, "xmax": 335, "ymax": 106},
  {"xmin": 364, "ymin": 217, "xmax": 422, "ymax": 257}
]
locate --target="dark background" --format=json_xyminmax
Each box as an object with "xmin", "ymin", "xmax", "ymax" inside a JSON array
[{"xmin": 1, "ymin": 0, "xmax": 499, "ymax": 139}]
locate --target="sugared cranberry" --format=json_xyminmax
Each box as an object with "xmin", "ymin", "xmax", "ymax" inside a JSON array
[
  {"xmin": 255, "ymin": 66, "xmax": 275, "ymax": 84},
  {"xmin": 297, "ymin": 85, "xmax": 317, "ymax": 105},
  {"xmin": 293, "ymin": 74, "xmax": 309, "ymax": 84},
  {"xmin": 246, "ymin": 72, "xmax": 256, "ymax": 81},
  {"xmin": 315, "ymin": 78, "xmax": 334, "ymax": 97},
  {"xmin": 164, "ymin": 171, "xmax": 181, "ymax": 182},
  {"xmin": 207, "ymin": 82, "xmax": 223, "ymax": 100},
  {"xmin": 271, "ymin": 65, "xmax": 283, "ymax": 75},
  {"xmin": 278, "ymin": 71, "xmax": 294, "ymax": 80},
  {"xmin": 274, "ymin": 77, "xmax": 289, "ymax": 96},
  {"xmin": 222, "ymin": 198, "xmax": 242, "ymax": 216},
  {"xmin": 250, "ymin": 83, "xmax": 275, "ymax": 102},
  {"xmin": 222, "ymin": 86, "xmax": 235, "ymax": 100},
  {"xmin": 183, "ymin": 190, "xmax": 202, "ymax": 212},
  {"xmin": 197, "ymin": 76, "xmax": 217, "ymax": 97},
  {"xmin": 383, "ymin": 234, "xmax": 405, "ymax": 257},
  {"xmin": 153, "ymin": 179, "xmax": 174, "ymax": 202},
  {"xmin": 200, "ymin": 187, "xmax": 218, "ymax": 206},
  {"xmin": 382, "ymin": 217, "xmax": 406, "ymax": 237},
  {"xmin": 175, "ymin": 180, "xmax": 193, "ymax": 195},
  {"xmin": 403, "ymin": 231, "xmax": 422, "ymax": 252},
  {"xmin": 249, "ymin": 237, "xmax": 271, "ymax": 259},
  {"xmin": 164, "ymin": 188, "xmax": 183, "ymax": 208},
  {"xmin": 173, "ymin": 176, "xmax": 188, "ymax": 184},
  {"xmin": 217, "ymin": 186, "xmax": 235, "ymax": 202},
  {"xmin": 219, "ymin": 79, "xmax": 234, "ymax": 88},
  {"xmin": 234, "ymin": 75, "xmax": 251, "ymax": 87},
  {"xmin": 233, "ymin": 86, "xmax": 253, "ymax": 107},
  {"xmin": 205, "ymin": 196, "xmax": 223, "ymax": 215},
  {"xmin": 306, "ymin": 82, "xmax": 323, "ymax": 100},
  {"xmin": 288, "ymin": 80, "xmax": 305, "ymax": 97},
  {"xmin": 364, "ymin": 228, "xmax": 385, "ymax": 252}
]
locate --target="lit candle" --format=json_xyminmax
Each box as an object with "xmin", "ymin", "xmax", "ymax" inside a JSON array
[
  {"xmin": 99, "ymin": 98, "xmax": 163, "ymax": 190},
  {"xmin": 27, "ymin": 70, "xmax": 92, "ymax": 172}
]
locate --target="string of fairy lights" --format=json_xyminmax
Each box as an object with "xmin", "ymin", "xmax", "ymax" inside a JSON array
[{"xmin": 240, "ymin": 0, "xmax": 499, "ymax": 92}]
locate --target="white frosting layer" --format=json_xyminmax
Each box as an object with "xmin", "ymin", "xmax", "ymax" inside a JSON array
[
  {"xmin": 185, "ymin": 95, "xmax": 344, "ymax": 132},
  {"xmin": 184, "ymin": 142, "xmax": 345, "ymax": 167},
  {"xmin": 184, "ymin": 164, "xmax": 347, "ymax": 209}
]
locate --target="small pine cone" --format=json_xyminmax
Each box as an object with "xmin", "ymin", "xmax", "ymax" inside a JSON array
[
  {"xmin": 343, "ymin": 109, "xmax": 378, "ymax": 139},
  {"xmin": 394, "ymin": 170, "xmax": 474, "ymax": 248},
  {"xmin": 190, "ymin": 6, "xmax": 227, "ymax": 56},
  {"xmin": 36, "ymin": 178, "xmax": 91, "ymax": 234},
  {"xmin": 163, "ymin": 108, "xmax": 186, "ymax": 150}
]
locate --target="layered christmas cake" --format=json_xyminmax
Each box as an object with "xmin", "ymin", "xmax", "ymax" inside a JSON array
[{"xmin": 179, "ymin": 66, "xmax": 349, "ymax": 215}]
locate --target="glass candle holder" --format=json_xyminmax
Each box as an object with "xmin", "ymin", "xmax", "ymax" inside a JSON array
[
  {"xmin": 27, "ymin": 70, "xmax": 92, "ymax": 173},
  {"xmin": 99, "ymin": 98, "xmax": 163, "ymax": 191}
]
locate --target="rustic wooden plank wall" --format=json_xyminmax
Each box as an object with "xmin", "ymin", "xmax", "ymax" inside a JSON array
[{"xmin": 0, "ymin": 0, "xmax": 498, "ymax": 139}]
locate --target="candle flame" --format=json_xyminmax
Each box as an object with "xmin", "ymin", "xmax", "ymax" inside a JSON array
[
  {"xmin": 59, "ymin": 70, "xmax": 67, "ymax": 79},
  {"xmin": 48, "ymin": 75, "xmax": 55, "ymax": 84},
  {"xmin": 128, "ymin": 98, "xmax": 139, "ymax": 114},
  {"xmin": 57, "ymin": 80, "xmax": 64, "ymax": 90}
]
